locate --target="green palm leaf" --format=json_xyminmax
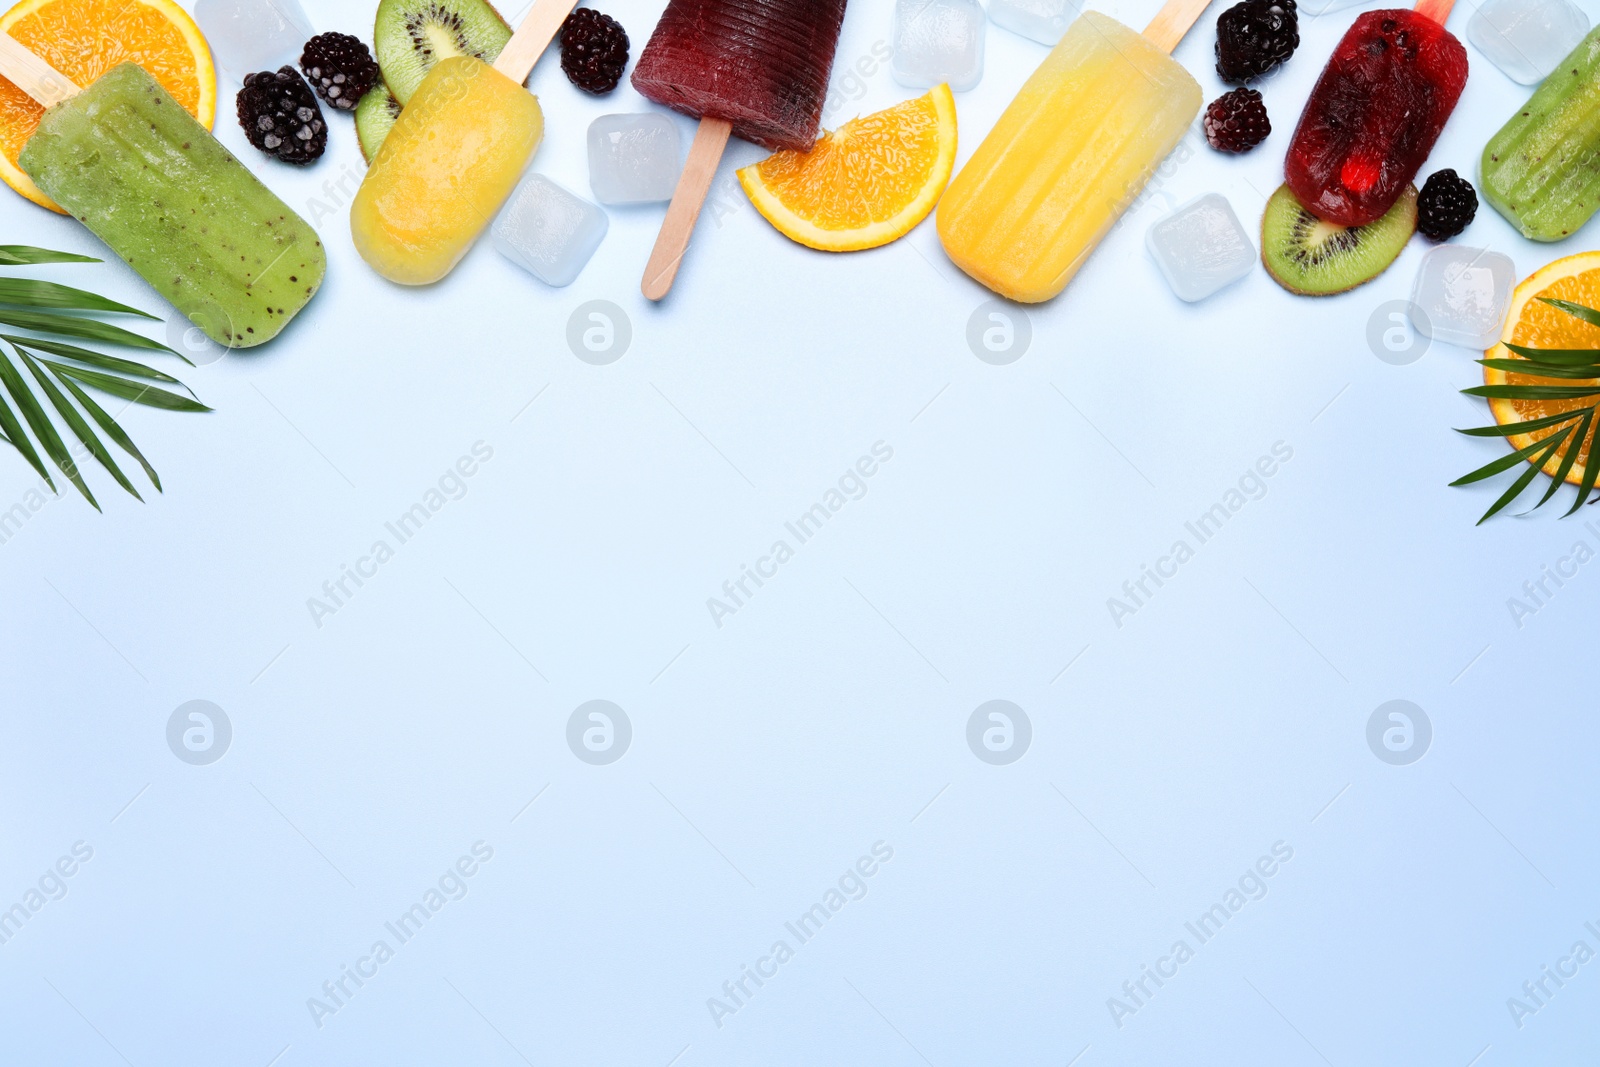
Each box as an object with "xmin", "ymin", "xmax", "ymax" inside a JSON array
[
  {"xmin": 1567, "ymin": 419, "xmax": 1600, "ymax": 518},
  {"xmin": 0, "ymin": 246, "xmax": 98, "ymax": 265},
  {"xmin": 1478, "ymin": 359, "xmax": 1600, "ymax": 380},
  {"xmin": 1501, "ymin": 343, "xmax": 1600, "ymax": 364},
  {"xmin": 0, "ymin": 385, "xmax": 52, "ymax": 489},
  {"xmin": 1456, "ymin": 298, "xmax": 1600, "ymax": 522},
  {"xmin": 1455, "ymin": 409, "xmax": 1588, "ymax": 438},
  {"xmin": 1540, "ymin": 298, "xmax": 1600, "ymax": 328},
  {"xmin": 3, "ymin": 336, "xmax": 188, "ymax": 388},
  {"xmin": 0, "ymin": 345, "xmax": 95, "ymax": 508},
  {"xmin": 0, "ymin": 309, "xmax": 176, "ymax": 353},
  {"xmin": 1464, "ymin": 383, "xmax": 1600, "ymax": 401},
  {"xmin": 44, "ymin": 361, "xmax": 210, "ymax": 412},
  {"xmin": 0, "ymin": 279, "xmax": 155, "ymax": 318},
  {"xmin": 0, "ymin": 244, "xmax": 208, "ymax": 509},
  {"xmin": 21, "ymin": 351, "xmax": 138, "ymax": 501},
  {"xmin": 1478, "ymin": 435, "xmax": 1567, "ymax": 524},
  {"xmin": 1451, "ymin": 435, "xmax": 1563, "ymax": 487},
  {"xmin": 1536, "ymin": 410, "xmax": 1591, "ymax": 510},
  {"xmin": 50, "ymin": 370, "xmax": 161, "ymax": 492}
]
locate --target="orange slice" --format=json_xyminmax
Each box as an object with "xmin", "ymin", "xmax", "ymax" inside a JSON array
[
  {"xmin": 737, "ymin": 84, "xmax": 957, "ymax": 252},
  {"xmin": 0, "ymin": 0, "xmax": 216, "ymax": 213},
  {"xmin": 1485, "ymin": 251, "xmax": 1600, "ymax": 484}
]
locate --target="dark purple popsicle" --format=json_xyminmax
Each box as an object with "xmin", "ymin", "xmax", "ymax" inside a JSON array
[{"xmin": 630, "ymin": 0, "xmax": 850, "ymax": 151}]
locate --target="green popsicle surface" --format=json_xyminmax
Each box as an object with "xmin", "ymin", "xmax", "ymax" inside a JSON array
[
  {"xmin": 19, "ymin": 63, "xmax": 324, "ymax": 347},
  {"xmin": 1482, "ymin": 26, "xmax": 1600, "ymax": 242}
]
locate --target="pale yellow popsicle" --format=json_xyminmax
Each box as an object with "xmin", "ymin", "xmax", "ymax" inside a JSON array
[
  {"xmin": 937, "ymin": 10, "xmax": 1205, "ymax": 303},
  {"xmin": 350, "ymin": 0, "xmax": 575, "ymax": 285}
]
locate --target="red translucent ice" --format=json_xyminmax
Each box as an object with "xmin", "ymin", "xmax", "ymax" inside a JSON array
[
  {"xmin": 630, "ymin": 0, "xmax": 849, "ymax": 151},
  {"xmin": 1285, "ymin": 9, "xmax": 1467, "ymax": 227}
]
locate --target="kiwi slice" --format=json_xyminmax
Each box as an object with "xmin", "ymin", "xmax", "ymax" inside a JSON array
[
  {"xmin": 1262, "ymin": 184, "xmax": 1418, "ymax": 296},
  {"xmin": 355, "ymin": 82, "xmax": 403, "ymax": 163},
  {"xmin": 374, "ymin": 0, "xmax": 512, "ymax": 106}
]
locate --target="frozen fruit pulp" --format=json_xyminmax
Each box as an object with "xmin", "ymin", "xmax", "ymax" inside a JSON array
[
  {"xmin": 1285, "ymin": 10, "xmax": 1467, "ymax": 227},
  {"xmin": 630, "ymin": 0, "xmax": 849, "ymax": 151}
]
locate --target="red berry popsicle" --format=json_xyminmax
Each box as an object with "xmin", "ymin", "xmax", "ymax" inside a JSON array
[
  {"xmin": 632, "ymin": 0, "xmax": 848, "ymax": 151},
  {"xmin": 1284, "ymin": 0, "xmax": 1466, "ymax": 227},
  {"xmin": 632, "ymin": 0, "xmax": 850, "ymax": 300}
]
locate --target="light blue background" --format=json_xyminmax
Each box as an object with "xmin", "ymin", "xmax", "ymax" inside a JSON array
[{"xmin": 2, "ymin": 0, "xmax": 1598, "ymax": 1063}]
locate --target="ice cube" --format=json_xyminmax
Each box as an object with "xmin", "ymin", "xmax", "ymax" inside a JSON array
[
  {"xmin": 492, "ymin": 174, "xmax": 609, "ymax": 288},
  {"xmin": 892, "ymin": 0, "xmax": 986, "ymax": 92},
  {"xmin": 587, "ymin": 113, "xmax": 683, "ymax": 205},
  {"xmin": 1410, "ymin": 246, "xmax": 1516, "ymax": 348},
  {"xmin": 1468, "ymin": 0, "xmax": 1589, "ymax": 85},
  {"xmin": 193, "ymin": 0, "xmax": 314, "ymax": 83},
  {"xmin": 1145, "ymin": 193, "xmax": 1256, "ymax": 302},
  {"xmin": 988, "ymin": 0, "xmax": 1078, "ymax": 45}
]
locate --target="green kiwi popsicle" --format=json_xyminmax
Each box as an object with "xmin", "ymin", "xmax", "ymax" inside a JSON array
[
  {"xmin": 1482, "ymin": 26, "xmax": 1600, "ymax": 242},
  {"xmin": 19, "ymin": 62, "xmax": 324, "ymax": 347}
]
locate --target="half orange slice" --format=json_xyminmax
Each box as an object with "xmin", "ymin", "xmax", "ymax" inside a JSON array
[{"xmin": 738, "ymin": 84, "xmax": 957, "ymax": 253}]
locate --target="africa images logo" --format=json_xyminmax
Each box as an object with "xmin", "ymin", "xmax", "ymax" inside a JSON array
[{"xmin": 166, "ymin": 700, "xmax": 231, "ymax": 765}]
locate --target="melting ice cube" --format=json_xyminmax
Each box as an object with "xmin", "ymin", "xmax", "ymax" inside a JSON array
[
  {"xmin": 193, "ymin": 0, "xmax": 314, "ymax": 83},
  {"xmin": 588, "ymin": 113, "xmax": 683, "ymax": 206},
  {"xmin": 1468, "ymin": 0, "xmax": 1590, "ymax": 85},
  {"xmin": 892, "ymin": 0, "xmax": 987, "ymax": 92},
  {"xmin": 1410, "ymin": 245, "xmax": 1515, "ymax": 348},
  {"xmin": 988, "ymin": 0, "xmax": 1079, "ymax": 46},
  {"xmin": 1145, "ymin": 193, "xmax": 1256, "ymax": 303},
  {"xmin": 492, "ymin": 174, "xmax": 609, "ymax": 288}
]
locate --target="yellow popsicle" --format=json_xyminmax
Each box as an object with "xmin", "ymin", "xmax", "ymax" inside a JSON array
[
  {"xmin": 937, "ymin": 11, "xmax": 1203, "ymax": 303},
  {"xmin": 351, "ymin": 56, "xmax": 544, "ymax": 285}
]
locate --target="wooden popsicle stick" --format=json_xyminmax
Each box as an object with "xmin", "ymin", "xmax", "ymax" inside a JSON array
[
  {"xmin": 493, "ymin": 0, "xmax": 581, "ymax": 82},
  {"xmin": 1413, "ymin": 0, "xmax": 1456, "ymax": 25},
  {"xmin": 1142, "ymin": 0, "xmax": 1215, "ymax": 52},
  {"xmin": 0, "ymin": 31, "xmax": 80, "ymax": 106},
  {"xmin": 642, "ymin": 117, "xmax": 732, "ymax": 302}
]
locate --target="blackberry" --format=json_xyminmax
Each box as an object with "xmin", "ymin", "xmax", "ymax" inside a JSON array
[
  {"xmin": 300, "ymin": 32, "xmax": 381, "ymax": 111},
  {"xmin": 1204, "ymin": 88, "xmax": 1271, "ymax": 153},
  {"xmin": 237, "ymin": 67, "xmax": 327, "ymax": 165},
  {"xmin": 1417, "ymin": 168, "xmax": 1478, "ymax": 241},
  {"xmin": 560, "ymin": 8, "xmax": 629, "ymax": 94},
  {"xmin": 1216, "ymin": 0, "xmax": 1298, "ymax": 83}
]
